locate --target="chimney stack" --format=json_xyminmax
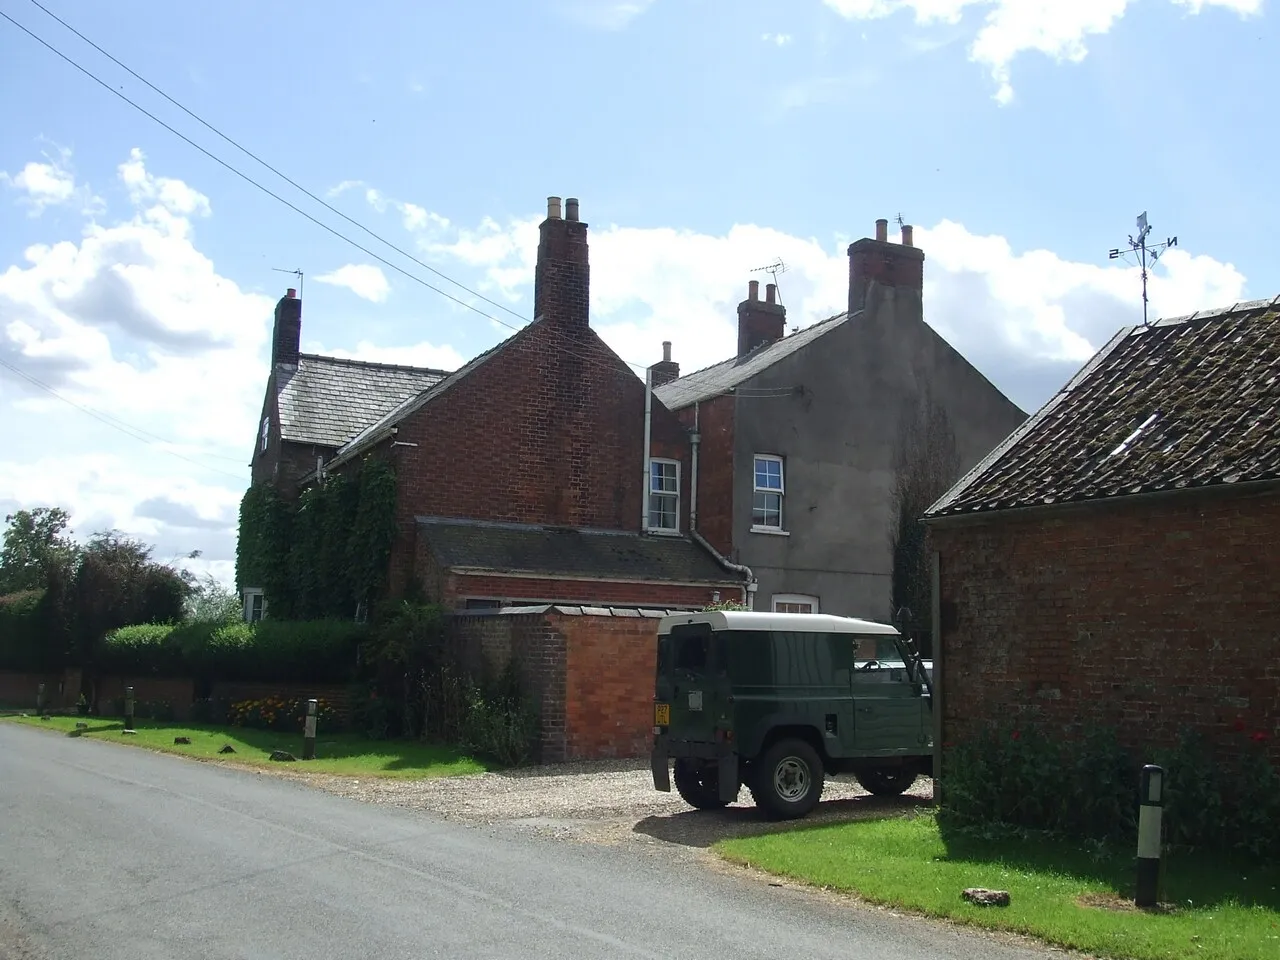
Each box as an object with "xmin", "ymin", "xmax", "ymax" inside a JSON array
[
  {"xmin": 271, "ymin": 287, "xmax": 302, "ymax": 367},
  {"xmin": 649, "ymin": 340, "xmax": 680, "ymax": 387},
  {"xmin": 847, "ymin": 217, "xmax": 925, "ymax": 316},
  {"xmin": 535, "ymin": 193, "xmax": 590, "ymax": 334},
  {"xmin": 737, "ymin": 280, "xmax": 786, "ymax": 357}
]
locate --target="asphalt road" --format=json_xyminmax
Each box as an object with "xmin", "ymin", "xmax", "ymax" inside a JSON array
[{"xmin": 0, "ymin": 723, "xmax": 1053, "ymax": 960}]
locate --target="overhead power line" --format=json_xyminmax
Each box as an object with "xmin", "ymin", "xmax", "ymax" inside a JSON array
[{"xmin": 0, "ymin": 355, "xmax": 248, "ymax": 480}]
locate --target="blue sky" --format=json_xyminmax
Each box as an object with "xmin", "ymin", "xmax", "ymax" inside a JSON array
[{"xmin": 0, "ymin": 0, "xmax": 1271, "ymax": 584}]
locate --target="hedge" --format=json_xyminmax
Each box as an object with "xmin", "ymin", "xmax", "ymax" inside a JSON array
[
  {"xmin": 98, "ymin": 619, "xmax": 366, "ymax": 684},
  {"xmin": 0, "ymin": 590, "xmax": 61, "ymax": 672}
]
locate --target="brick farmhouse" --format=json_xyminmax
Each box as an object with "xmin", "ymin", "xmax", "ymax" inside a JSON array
[{"xmin": 923, "ymin": 297, "xmax": 1280, "ymax": 765}]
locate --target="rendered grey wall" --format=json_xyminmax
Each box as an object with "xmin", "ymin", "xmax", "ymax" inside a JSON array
[{"xmin": 731, "ymin": 283, "xmax": 1027, "ymax": 620}]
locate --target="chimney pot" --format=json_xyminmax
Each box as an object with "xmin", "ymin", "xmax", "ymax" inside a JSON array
[
  {"xmin": 901, "ymin": 224, "xmax": 914, "ymax": 247},
  {"xmin": 286, "ymin": 287, "xmax": 297, "ymax": 298},
  {"xmin": 748, "ymin": 279, "xmax": 759, "ymax": 301},
  {"xmin": 766, "ymin": 283, "xmax": 777, "ymax": 304},
  {"xmin": 565, "ymin": 198, "xmax": 579, "ymax": 221},
  {"xmin": 547, "ymin": 196, "xmax": 562, "ymax": 220},
  {"xmin": 875, "ymin": 218, "xmax": 889, "ymax": 242},
  {"xmin": 662, "ymin": 340, "xmax": 672, "ymax": 362}
]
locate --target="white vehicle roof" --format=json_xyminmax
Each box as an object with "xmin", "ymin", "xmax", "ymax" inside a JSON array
[{"xmin": 657, "ymin": 610, "xmax": 900, "ymax": 636}]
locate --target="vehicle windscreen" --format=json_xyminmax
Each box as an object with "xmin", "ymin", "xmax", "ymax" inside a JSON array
[{"xmin": 854, "ymin": 635, "xmax": 905, "ymax": 663}]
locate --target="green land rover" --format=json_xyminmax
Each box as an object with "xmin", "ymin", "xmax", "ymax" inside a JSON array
[{"xmin": 650, "ymin": 610, "xmax": 934, "ymax": 820}]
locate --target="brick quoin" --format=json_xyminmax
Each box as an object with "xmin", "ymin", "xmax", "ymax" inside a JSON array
[{"xmin": 932, "ymin": 487, "xmax": 1280, "ymax": 767}]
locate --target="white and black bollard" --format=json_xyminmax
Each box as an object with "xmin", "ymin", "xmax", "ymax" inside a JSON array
[
  {"xmin": 302, "ymin": 698, "xmax": 317, "ymax": 760},
  {"xmin": 1136, "ymin": 763, "xmax": 1164, "ymax": 908},
  {"xmin": 124, "ymin": 685, "xmax": 135, "ymax": 732},
  {"xmin": 36, "ymin": 682, "xmax": 46, "ymax": 716}
]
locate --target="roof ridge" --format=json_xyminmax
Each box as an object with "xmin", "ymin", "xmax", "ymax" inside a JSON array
[
  {"xmin": 667, "ymin": 309, "xmax": 850, "ymax": 382},
  {"xmin": 298, "ymin": 352, "xmax": 452, "ymax": 376}
]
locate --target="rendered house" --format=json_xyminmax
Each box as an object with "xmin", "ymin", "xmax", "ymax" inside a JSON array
[{"xmin": 652, "ymin": 219, "xmax": 1027, "ymax": 620}]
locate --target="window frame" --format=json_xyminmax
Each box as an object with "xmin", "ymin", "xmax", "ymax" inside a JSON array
[
  {"xmin": 242, "ymin": 587, "xmax": 266, "ymax": 623},
  {"xmin": 647, "ymin": 457, "xmax": 681, "ymax": 533},
  {"xmin": 751, "ymin": 453, "xmax": 786, "ymax": 532},
  {"xmin": 772, "ymin": 593, "xmax": 819, "ymax": 615},
  {"xmin": 259, "ymin": 416, "xmax": 270, "ymax": 453}
]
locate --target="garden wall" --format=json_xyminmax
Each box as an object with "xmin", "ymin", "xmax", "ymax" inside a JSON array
[
  {"xmin": 450, "ymin": 605, "xmax": 676, "ymax": 763},
  {"xmin": 0, "ymin": 670, "xmax": 69, "ymax": 709}
]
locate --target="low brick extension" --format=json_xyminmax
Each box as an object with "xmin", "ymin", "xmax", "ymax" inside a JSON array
[
  {"xmin": 451, "ymin": 605, "xmax": 669, "ymax": 762},
  {"xmin": 931, "ymin": 486, "xmax": 1280, "ymax": 766}
]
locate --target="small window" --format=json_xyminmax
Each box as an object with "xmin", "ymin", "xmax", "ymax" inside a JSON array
[
  {"xmin": 463, "ymin": 598, "xmax": 503, "ymax": 611},
  {"xmin": 242, "ymin": 588, "xmax": 266, "ymax": 623},
  {"xmin": 648, "ymin": 459, "xmax": 680, "ymax": 532},
  {"xmin": 259, "ymin": 416, "xmax": 270, "ymax": 453},
  {"xmin": 753, "ymin": 454, "xmax": 784, "ymax": 529},
  {"xmin": 773, "ymin": 593, "xmax": 819, "ymax": 614}
]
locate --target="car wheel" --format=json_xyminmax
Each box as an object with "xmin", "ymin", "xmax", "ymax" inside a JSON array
[{"xmin": 749, "ymin": 738, "xmax": 824, "ymax": 820}]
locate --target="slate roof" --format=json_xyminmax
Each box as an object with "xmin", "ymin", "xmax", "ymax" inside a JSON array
[
  {"xmin": 417, "ymin": 516, "xmax": 742, "ymax": 584},
  {"xmin": 654, "ymin": 311, "xmax": 851, "ymax": 409},
  {"xmin": 925, "ymin": 297, "xmax": 1280, "ymax": 519},
  {"xmin": 276, "ymin": 354, "xmax": 449, "ymax": 448}
]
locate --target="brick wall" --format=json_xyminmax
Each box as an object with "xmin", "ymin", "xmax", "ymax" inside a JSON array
[
  {"xmin": 96, "ymin": 675, "xmax": 197, "ymax": 721},
  {"xmin": 209, "ymin": 680, "xmax": 353, "ymax": 726},
  {"xmin": 0, "ymin": 671, "xmax": 67, "ymax": 709},
  {"xmin": 449, "ymin": 573, "xmax": 727, "ymax": 609},
  {"xmin": 677, "ymin": 394, "xmax": 735, "ymax": 558},
  {"xmin": 450, "ymin": 608, "xmax": 665, "ymax": 762},
  {"xmin": 932, "ymin": 486, "xmax": 1280, "ymax": 765}
]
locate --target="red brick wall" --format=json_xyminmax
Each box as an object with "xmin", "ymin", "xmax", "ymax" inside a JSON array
[
  {"xmin": 450, "ymin": 610, "xmax": 662, "ymax": 762},
  {"xmin": 95, "ymin": 676, "xmax": 196, "ymax": 720},
  {"xmin": 561, "ymin": 614, "xmax": 658, "ymax": 759},
  {"xmin": 449, "ymin": 574, "xmax": 726, "ymax": 609},
  {"xmin": 932, "ymin": 487, "xmax": 1280, "ymax": 765},
  {"xmin": 209, "ymin": 681, "xmax": 352, "ymax": 726},
  {"xmin": 383, "ymin": 320, "xmax": 694, "ymax": 598},
  {"xmin": 678, "ymin": 394, "xmax": 735, "ymax": 558},
  {"xmin": 0, "ymin": 671, "xmax": 66, "ymax": 708}
]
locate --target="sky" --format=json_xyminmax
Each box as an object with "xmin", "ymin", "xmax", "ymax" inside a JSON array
[{"xmin": 0, "ymin": 0, "xmax": 1273, "ymax": 588}]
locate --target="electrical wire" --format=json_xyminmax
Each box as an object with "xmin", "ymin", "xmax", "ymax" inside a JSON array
[{"xmin": 0, "ymin": 355, "xmax": 248, "ymax": 480}]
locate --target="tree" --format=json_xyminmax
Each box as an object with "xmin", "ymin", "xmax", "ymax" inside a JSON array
[
  {"xmin": 889, "ymin": 390, "xmax": 961, "ymax": 656},
  {"xmin": 0, "ymin": 507, "xmax": 79, "ymax": 593},
  {"xmin": 184, "ymin": 572, "xmax": 242, "ymax": 624}
]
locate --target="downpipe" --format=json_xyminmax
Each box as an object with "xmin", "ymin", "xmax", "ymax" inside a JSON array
[{"xmin": 690, "ymin": 428, "xmax": 756, "ymax": 609}]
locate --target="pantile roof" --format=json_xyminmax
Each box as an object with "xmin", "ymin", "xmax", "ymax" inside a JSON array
[{"xmin": 925, "ymin": 297, "xmax": 1280, "ymax": 518}]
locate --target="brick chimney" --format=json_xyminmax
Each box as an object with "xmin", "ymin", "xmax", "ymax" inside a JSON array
[
  {"xmin": 271, "ymin": 287, "xmax": 301, "ymax": 367},
  {"xmin": 847, "ymin": 218, "xmax": 925, "ymax": 315},
  {"xmin": 737, "ymin": 280, "xmax": 786, "ymax": 357},
  {"xmin": 649, "ymin": 341, "xmax": 680, "ymax": 387},
  {"xmin": 534, "ymin": 195, "xmax": 590, "ymax": 335}
]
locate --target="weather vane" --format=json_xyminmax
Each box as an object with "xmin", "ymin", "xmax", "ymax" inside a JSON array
[
  {"xmin": 751, "ymin": 259, "xmax": 789, "ymax": 303},
  {"xmin": 1109, "ymin": 212, "xmax": 1177, "ymax": 327}
]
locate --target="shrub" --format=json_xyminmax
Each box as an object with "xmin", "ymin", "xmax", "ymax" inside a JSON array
[
  {"xmin": 0, "ymin": 589, "xmax": 60, "ymax": 672},
  {"xmin": 941, "ymin": 721, "xmax": 1280, "ymax": 861},
  {"xmin": 460, "ymin": 659, "xmax": 539, "ymax": 767},
  {"xmin": 227, "ymin": 695, "xmax": 339, "ymax": 732},
  {"xmin": 97, "ymin": 624, "xmax": 185, "ymax": 676}
]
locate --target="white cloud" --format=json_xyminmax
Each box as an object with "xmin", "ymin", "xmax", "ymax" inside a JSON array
[
  {"xmin": 0, "ymin": 144, "xmax": 101, "ymax": 217},
  {"xmin": 118, "ymin": 148, "xmax": 211, "ymax": 217},
  {"xmin": 554, "ymin": 0, "xmax": 656, "ymax": 30},
  {"xmin": 762, "ymin": 32, "xmax": 794, "ymax": 45},
  {"xmin": 820, "ymin": 0, "xmax": 1262, "ymax": 104},
  {"xmin": 310, "ymin": 339, "xmax": 466, "ymax": 372},
  {"xmin": 315, "ymin": 263, "xmax": 392, "ymax": 303},
  {"xmin": 423, "ymin": 206, "xmax": 1248, "ymax": 412}
]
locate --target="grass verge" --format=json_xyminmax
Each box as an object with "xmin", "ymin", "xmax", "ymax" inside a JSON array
[
  {"xmin": 716, "ymin": 811, "xmax": 1280, "ymax": 960},
  {"xmin": 4, "ymin": 714, "xmax": 490, "ymax": 778}
]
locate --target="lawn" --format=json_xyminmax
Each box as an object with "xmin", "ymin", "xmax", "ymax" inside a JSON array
[
  {"xmin": 717, "ymin": 812, "xmax": 1280, "ymax": 960},
  {"xmin": 5, "ymin": 714, "xmax": 490, "ymax": 778}
]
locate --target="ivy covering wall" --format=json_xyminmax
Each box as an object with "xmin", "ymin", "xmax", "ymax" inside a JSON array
[{"xmin": 236, "ymin": 457, "xmax": 398, "ymax": 621}]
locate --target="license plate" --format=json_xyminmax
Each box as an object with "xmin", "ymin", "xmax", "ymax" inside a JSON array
[{"xmin": 654, "ymin": 703, "xmax": 670, "ymax": 726}]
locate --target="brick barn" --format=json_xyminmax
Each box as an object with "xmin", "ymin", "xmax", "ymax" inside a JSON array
[{"xmin": 922, "ymin": 297, "xmax": 1280, "ymax": 766}]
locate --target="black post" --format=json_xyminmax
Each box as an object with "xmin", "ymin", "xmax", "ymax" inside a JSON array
[
  {"xmin": 1136, "ymin": 763, "xmax": 1164, "ymax": 908},
  {"xmin": 302, "ymin": 698, "xmax": 317, "ymax": 760},
  {"xmin": 124, "ymin": 685, "xmax": 135, "ymax": 732},
  {"xmin": 36, "ymin": 682, "xmax": 46, "ymax": 717}
]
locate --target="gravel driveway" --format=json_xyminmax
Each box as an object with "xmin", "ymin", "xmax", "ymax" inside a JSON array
[{"xmin": 276, "ymin": 759, "xmax": 935, "ymax": 852}]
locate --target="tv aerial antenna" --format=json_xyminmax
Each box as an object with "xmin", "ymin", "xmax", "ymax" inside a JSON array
[
  {"xmin": 751, "ymin": 259, "xmax": 789, "ymax": 303},
  {"xmin": 1109, "ymin": 212, "xmax": 1177, "ymax": 327},
  {"xmin": 272, "ymin": 266, "xmax": 304, "ymax": 298},
  {"xmin": 895, "ymin": 213, "xmax": 905, "ymax": 227}
]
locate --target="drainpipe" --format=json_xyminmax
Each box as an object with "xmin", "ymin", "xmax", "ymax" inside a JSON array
[
  {"xmin": 689, "ymin": 424, "xmax": 756, "ymax": 609},
  {"xmin": 642, "ymin": 367, "xmax": 653, "ymax": 533}
]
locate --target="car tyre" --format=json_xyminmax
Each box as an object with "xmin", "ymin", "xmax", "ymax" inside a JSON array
[
  {"xmin": 749, "ymin": 738, "xmax": 824, "ymax": 820},
  {"xmin": 673, "ymin": 758, "xmax": 733, "ymax": 810},
  {"xmin": 854, "ymin": 766, "xmax": 918, "ymax": 797}
]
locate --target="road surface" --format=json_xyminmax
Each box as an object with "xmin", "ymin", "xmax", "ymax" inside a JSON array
[{"xmin": 0, "ymin": 723, "xmax": 1052, "ymax": 960}]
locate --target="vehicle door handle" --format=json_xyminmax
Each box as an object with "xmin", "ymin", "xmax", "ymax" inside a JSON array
[{"xmin": 856, "ymin": 707, "xmax": 872, "ymax": 714}]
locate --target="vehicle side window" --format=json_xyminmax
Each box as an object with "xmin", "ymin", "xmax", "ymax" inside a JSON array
[{"xmin": 853, "ymin": 635, "xmax": 901, "ymax": 663}]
